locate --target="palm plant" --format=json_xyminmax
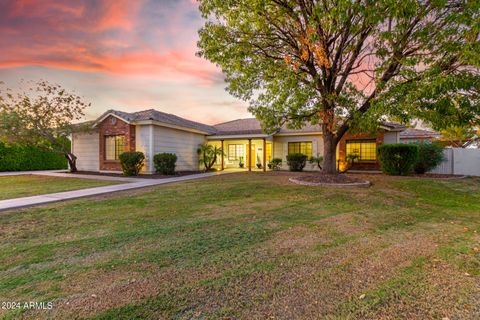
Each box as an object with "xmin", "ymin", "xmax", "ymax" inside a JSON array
[{"xmin": 197, "ymin": 143, "xmax": 224, "ymax": 172}]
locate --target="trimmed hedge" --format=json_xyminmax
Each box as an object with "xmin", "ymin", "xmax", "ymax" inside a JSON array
[
  {"xmin": 378, "ymin": 144, "xmax": 419, "ymax": 175},
  {"xmin": 153, "ymin": 153, "xmax": 177, "ymax": 175},
  {"xmin": 0, "ymin": 142, "xmax": 68, "ymax": 171},
  {"xmin": 119, "ymin": 151, "xmax": 145, "ymax": 176},
  {"xmin": 414, "ymin": 142, "xmax": 445, "ymax": 174},
  {"xmin": 286, "ymin": 153, "xmax": 308, "ymax": 172}
]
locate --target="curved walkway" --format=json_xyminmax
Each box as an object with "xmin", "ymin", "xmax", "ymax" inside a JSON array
[{"xmin": 0, "ymin": 171, "xmax": 233, "ymax": 212}]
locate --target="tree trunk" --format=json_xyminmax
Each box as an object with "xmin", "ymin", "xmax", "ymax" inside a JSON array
[
  {"xmin": 66, "ymin": 153, "xmax": 77, "ymax": 173},
  {"xmin": 322, "ymin": 132, "xmax": 337, "ymax": 174}
]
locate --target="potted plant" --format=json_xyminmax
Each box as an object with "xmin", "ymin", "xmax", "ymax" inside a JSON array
[
  {"xmin": 239, "ymin": 156, "xmax": 244, "ymax": 168},
  {"xmin": 344, "ymin": 153, "xmax": 360, "ymax": 172},
  {"xmin": 256, "ymin": 154, "xmax": 262, "ymax": 169}
]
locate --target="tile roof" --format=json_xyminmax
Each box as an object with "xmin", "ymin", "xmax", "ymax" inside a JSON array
[
  {"xmin": 399, "ymin": 128, "xmax": 441, "ymax": 139},
  {"xmin": 97, "ymin": 109, "xmax": 217, "ymax": 134},
  {"xmin": 380, "ymin": 121, "xmax": 407, "ymax": 130},
  {"xmin": 212, "ymin": 118, "xmax": 322, "ymax": 136},
  {"xmin": 94, "ymin": 109, "xmax": 406, "ymax": 136}
]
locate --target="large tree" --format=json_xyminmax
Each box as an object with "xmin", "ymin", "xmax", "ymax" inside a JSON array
[
  {"xmin": 0, "ymin": 80, "xmax": 90, "ymax": 172},
  {"xmin": 197, "ymin": 0, "xmax": 480, "ymax": 173}
]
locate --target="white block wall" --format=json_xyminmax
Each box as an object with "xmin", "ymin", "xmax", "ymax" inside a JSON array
[{"xmin": 151, "ymin": 125, "xmax": 206, "ymax": 172}]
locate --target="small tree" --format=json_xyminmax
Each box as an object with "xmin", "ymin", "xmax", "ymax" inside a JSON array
[
  {"xmin": 0, "ymin": 80, "xmax": 90, "ymax": 172},
  {"xmin": 197, "ymin": 143, "xmax": 223, "ymax": 171},
  {"xmin": 440, "ymin": 125, "xmax": 479, "ymax": 148},
  {"xmin": 309, "ymin": 155, "xmax": 324, "ymax": 170},
  {"xmin": 414, "ymin": 142, "xmax": 445, "ymax": 174}
]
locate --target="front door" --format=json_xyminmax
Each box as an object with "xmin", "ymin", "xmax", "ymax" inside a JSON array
[{"xmin": 246, "ymin": 144, "xmax": 256, "ymax": 168}]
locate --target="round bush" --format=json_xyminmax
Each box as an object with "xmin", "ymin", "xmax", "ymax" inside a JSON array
[
  {"xmin": 286, "ymin": 153, "xmax": 308, "ymax": 172},
  {"xmin": 153, "ymin": 153, "xmax": 177, "ymax": 175},
  {"xmin": 377, "ymin": 144, "xmax": 419, "ymax": 176},
  {"xmin": 119, "ymin": 151, "xmax": 145, "ymax": 176},
  {"xmin": 414, "ymin": 142, "xmax": 445, "ymax": 174}
]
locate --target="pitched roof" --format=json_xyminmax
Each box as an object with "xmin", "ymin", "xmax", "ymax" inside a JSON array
[
  {"xmin": 212, "ymin": 118, "xmax": 322, "ymax": 136},
  {"xmin": 95, "ymin": 109, "xmax": 217, "ymax": 134},
  {"xmin": 399, "ymin": 128, "xmax": 441, "ymax": 139},
  {"xmin": 93, "ymin": 109, "xmax": 406, "ymax": 136},
  {"xmin": 380, "ymin": 121, "xmax": 407, "ymax": 131}
]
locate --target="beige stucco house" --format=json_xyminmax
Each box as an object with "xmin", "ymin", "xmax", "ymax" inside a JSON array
[{"xmin": 72, "ymin": 108, "xmax": 406, "ymax": 173}]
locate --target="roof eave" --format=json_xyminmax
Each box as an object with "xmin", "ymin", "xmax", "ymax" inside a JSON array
[
  {"xmin": 92, "ymin": 111, "xmax": 131, "ymax": 128},
  {"xmin": 135, "ymin": 119, "xmax": 213, "ymax": 135},
  {"xmin": 206, "ymin": 133, "xmax": 271, "ymax": 140}
]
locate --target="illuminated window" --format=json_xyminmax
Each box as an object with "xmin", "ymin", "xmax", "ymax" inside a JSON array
[
  {"xmin": 228, "ymin": 144, "xmax": 244, "ymax": 161},
  {"xmin": 266, "ymin": 142, "xmax": 272, "ymax": 162},
  {"xmin": 346, "ymin": 139, "xmax": 376, "ymax": 161},
  {"xmin": 288, "ymin": 142, "xmax": 312, "ymax": 158},
  {"xmin": 105, "ymin": 135, "xmax": 125, "ymax": 160}
]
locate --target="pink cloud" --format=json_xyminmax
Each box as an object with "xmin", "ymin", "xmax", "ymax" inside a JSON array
[{"xmin": 0, "ymin": 0, "xmax": 220, "ymax": 85}]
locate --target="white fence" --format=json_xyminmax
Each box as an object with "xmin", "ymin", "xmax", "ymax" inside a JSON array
[{"xmin": 429, "ymin": 148, "xmax": 480, "ymax": 176}]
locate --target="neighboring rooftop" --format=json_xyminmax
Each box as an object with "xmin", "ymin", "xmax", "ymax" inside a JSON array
[{"xmin": 399, "ymin": 128, "xmax": 441, "ymax": 139}]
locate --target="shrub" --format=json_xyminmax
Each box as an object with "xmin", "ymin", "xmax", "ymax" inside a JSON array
[
  {"xmin": 414, "ymin": 142, "xmax": 445, "ymax": 174},
  {"xmin": 119, "ymin": 151, "xmax": 145, "ymax": 176},
  {"xmin": 378, "ymin": 144, "xmax": 419, "ymax": 175},
  {"xmin": 286, "ymin": 153, "xmax": 308, "ymax": 172},
  {"xmin": 268, "ymin": 158, "xmax": 282, "ymax": 170},
  {"xmin": 0, "ymin": 141, "xmax": 68, "ymax": 171},
  {"xmin": 154, "ymin": 153, "xmax": 177, "ymax": 175}
]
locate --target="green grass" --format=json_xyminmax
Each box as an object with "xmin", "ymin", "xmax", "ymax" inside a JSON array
[
  {"xmin": 0, "ymin": 172, "xmax": 479, "ymax": 319},
  {"xmin": 0, "ymin": 175, "xmax": 124, "ymax": 200}
]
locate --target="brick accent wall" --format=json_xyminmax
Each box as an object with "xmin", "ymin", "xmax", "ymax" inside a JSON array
[
  {"xmin": 98, "ymin": 115, "xmax": 136, "ymax": 171},
  {"xmin": 337, "ymin": 130, "xmax": 385, "ymax": 170}
]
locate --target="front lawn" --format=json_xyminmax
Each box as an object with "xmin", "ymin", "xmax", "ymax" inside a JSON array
[
  {"xmin": 0, "ymin": 172, "xmax": 479, "ymax": 319},
  {"xmin": 0, "ymin": 175, "xmax": 124, "ymax": 200}
]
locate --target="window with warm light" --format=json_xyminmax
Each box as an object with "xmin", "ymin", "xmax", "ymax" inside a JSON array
[
  {"xmin": 266, "ymin": 142, "xmax": 272, "ymax": 162},
  {"xmin": 105, "ymin": 135, "xmax": 125, "ymax": 160},
  {"xmin": 228, "ymin": 144, "xmax": 244, "ymax": 161},
  {"xmin": 346, "ymin": 139, "xmax": 377, "ymax": 161},
  {"xmin": 288, "ymin": 142, "xmax": 312, "ymax": 158}
]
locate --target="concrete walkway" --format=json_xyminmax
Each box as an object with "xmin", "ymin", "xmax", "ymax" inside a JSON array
[
  {"xmin": 0, "ymin": 171, "xmax": 233, "ymax": 212},
  {"xmin": 34, "ymin": 171, "xmax": 145, "ymax": 182},
  {"xmin": 0, "ymin": 170, "xmax": 66, "ymax": 177}
]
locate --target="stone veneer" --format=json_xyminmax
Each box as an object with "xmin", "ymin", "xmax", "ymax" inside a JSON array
[{"xmin": 98, "ymin": 115, "xmax": 136, "ymax": 171}]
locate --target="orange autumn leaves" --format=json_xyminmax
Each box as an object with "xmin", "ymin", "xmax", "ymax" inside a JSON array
[{"xmin": 284, "ymin": 26, "xmax": 331, "ymax": 71}]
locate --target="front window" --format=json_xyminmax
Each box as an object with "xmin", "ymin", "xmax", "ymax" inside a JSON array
[
  {"xmin": 228, "ymin": 144, "xmax": 244, "ymax": 161},
  {"xmin": 266, "ymin": 142, "xmax": 273, "ymax": 162},
  {"xmin": 105, "ymin": 135, "xmax": 125, "ymax": 160},
  {"xmin": 346, "ymin": 139, "xmax": 377, "ymax": 161},
  {"xmin": 288, "ymin": 142, "xmax": 312, "ymax": 158}
]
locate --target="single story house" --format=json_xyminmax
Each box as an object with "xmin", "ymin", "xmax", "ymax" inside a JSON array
[{"xmin": 72, "ymin": 108, "xmax": 408, "ymax": 173}]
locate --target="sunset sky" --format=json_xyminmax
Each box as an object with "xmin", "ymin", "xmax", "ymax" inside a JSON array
[{"xmin": 0, "ymin": 0, "xmax": 251, "ymax": 124}]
